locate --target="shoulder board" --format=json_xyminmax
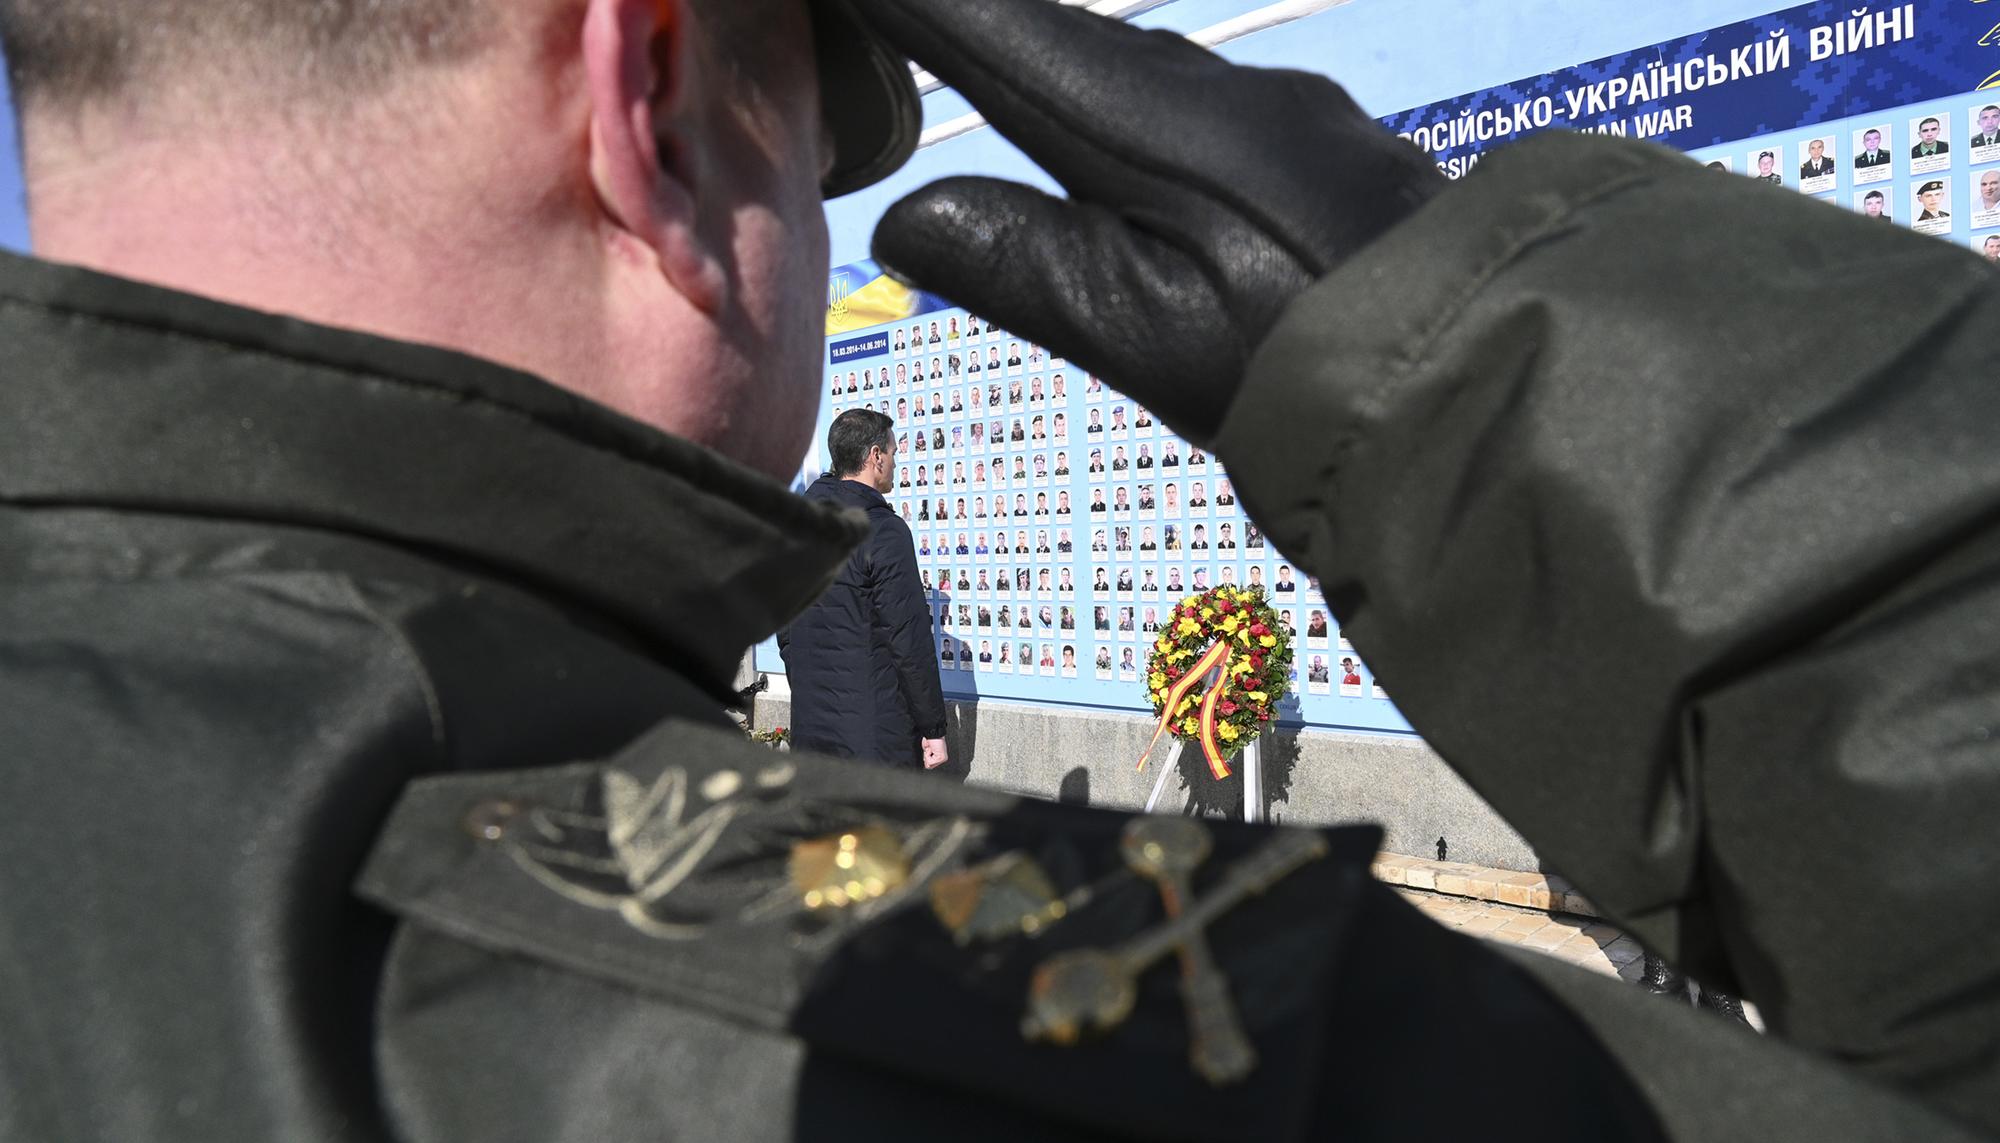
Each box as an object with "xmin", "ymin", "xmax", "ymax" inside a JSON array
[{"xmin": 359, "ymin": 719, "xmax": 1383, "ymax": 1137}]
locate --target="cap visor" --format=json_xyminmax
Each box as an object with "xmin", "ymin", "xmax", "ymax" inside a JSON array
[{"xmin": 816, "ymin": 0, "xmax": 922, "ymax": 198}]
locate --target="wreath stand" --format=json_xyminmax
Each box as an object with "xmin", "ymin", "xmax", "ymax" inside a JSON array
[{"xmin": 1142, "ymin": 737, "xmax": 1264, "ymax": 824}]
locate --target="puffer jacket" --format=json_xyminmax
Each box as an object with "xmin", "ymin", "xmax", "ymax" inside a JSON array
[{"xmin": 780, "ymin": 472, "xmax": 947, "ymax": 764}]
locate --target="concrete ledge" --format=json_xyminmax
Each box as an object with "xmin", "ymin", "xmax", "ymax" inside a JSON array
[
  {"xmin": 1372, "ymin": 852, "xmax": 1599, "ymax": 918},
  {"xmin": 755, "ymin": 688, "xmax": 1543, "ymax": 873}
]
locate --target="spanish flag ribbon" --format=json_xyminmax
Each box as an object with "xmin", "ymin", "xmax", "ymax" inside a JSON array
[
  {"xmin": 1136, "ymin": 640, "xmax": 1237, "ymax": 781},
  {"xmin": 1196, "ymin": 669, "xmax": 1233, "ymax": 782}
]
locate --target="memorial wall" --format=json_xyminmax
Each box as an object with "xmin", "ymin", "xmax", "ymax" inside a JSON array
[
  {"xmin": 818, "ymin": 281, "xmax": 1386, "ymax": 726},
  {"xmin": 763, "ymin": 0, "xmax": 2000, "ymax": 737}
]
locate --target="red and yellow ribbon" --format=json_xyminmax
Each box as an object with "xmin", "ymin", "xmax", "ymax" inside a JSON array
[
  {"xmin": 1195, "ymin": 667, "xmax": 1233, "ymax": 781},
  {"xmin": 1135, "ymin": 640, "xmax": 1238, "ymax": 781}
]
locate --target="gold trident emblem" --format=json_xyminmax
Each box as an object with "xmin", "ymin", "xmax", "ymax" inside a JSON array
[{"xmin": 826, "ymin": 274, "xmax": 853, "ymax": 325}]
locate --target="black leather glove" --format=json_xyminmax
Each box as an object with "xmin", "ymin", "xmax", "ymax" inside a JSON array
[{"xmin": 850, "ymin": 0, "xmax": 1444, "ymax": 444}]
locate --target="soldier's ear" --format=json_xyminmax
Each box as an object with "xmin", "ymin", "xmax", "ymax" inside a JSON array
[{"xmin": 583, "ymin": 0, "xmax": 727, "ymax": 315}]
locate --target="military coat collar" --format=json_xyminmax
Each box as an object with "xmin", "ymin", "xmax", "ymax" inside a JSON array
[{"xmin": 0, "ymin": 251, "xmax": 864, "ymax": 695}]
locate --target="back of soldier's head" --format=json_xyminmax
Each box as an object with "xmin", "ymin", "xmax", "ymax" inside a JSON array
[
  {"xmin": 0, "ymin": 0, "xmax": 808, "ymax": 116},
  {"xmin": 0, "ymin": 0, "xmax": 868, "ymax": 482}
]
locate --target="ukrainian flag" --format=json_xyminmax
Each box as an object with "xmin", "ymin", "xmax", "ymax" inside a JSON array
[{"xmin": 826, "ymin": 259, "xmax": 955, "ymax": 336}]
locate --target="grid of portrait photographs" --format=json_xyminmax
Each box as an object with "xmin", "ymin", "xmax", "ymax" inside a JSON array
[
  {"xmin": 1701, "ymin": 99, "xmax": 2000, "ymax": 264},
  {"xmin": 825, "ymin": 311, "xmax": 1397, "ymax": 724}
]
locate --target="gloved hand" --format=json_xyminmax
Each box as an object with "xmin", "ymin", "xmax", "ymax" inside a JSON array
[{"xmin": 849, "ymin": 0, "xmax": 1444, "ymax": 444}]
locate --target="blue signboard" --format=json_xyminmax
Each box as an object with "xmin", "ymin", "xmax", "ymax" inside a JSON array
[
  {"xmin": 1381, "ymin": 1, "xmax": 1998, "ymax": 186},
  {"xmin": 829, "ymin": 331, "xmax": 891, "ymax": 365}
]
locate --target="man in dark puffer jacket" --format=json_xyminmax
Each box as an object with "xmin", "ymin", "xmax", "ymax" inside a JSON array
[{"xmin": 782, "ymin": 409, "xmax": 950, "ymax": 769}]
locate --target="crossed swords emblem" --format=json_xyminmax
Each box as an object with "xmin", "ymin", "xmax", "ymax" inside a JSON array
[{"xmin": 936, "ymin": 817, "xmax": 1329, "ymax": 1085}]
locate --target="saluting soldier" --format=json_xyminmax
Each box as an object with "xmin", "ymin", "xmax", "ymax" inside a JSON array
[{"xmin": 1, "ymin": 2, "xmax": 1997, "ymax": 1142}]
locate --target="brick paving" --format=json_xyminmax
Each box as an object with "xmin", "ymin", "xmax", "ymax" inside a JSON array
[
  {"xmin": 1373, "ymin": 853, "xmax": 1599, "ymax": 918},
  {"xmin": 1392, "ymin": 886, "xmax": 1647, "ymax": 982}
]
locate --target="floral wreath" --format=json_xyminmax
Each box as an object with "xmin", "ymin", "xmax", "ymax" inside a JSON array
[{"xmin": 1138, "ymin": 585, "xmax": 1294, "ymax": 781}]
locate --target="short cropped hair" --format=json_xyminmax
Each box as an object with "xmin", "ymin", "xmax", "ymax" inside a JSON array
[
  {"xmin": 0, "ymin": 0, "xmax": 488, "ymax": 109},
  {"xmin": 828, "ymin": 410, "xmax": 894, "ymax": 478},
  {"xmin": 0, "ymin": 0, "xmax": 779, "ymax": 113}
]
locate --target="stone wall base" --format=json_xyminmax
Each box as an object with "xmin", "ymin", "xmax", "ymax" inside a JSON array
[{"xmin": 753, "ymin": 683, "xmax": 1541, "ymax": 873}]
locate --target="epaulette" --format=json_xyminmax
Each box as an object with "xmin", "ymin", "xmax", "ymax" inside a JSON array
[{"xmin": 359, "ymin": 721, "xmax": 1380, "ymax": 1138}]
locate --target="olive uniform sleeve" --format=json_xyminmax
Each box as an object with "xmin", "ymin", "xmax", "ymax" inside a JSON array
[
  {"xmin": 869, "ymin": 512, "xmax": 949, "ymax": 740},
  {"xmin": 1212, "ymin": 132, "xmax": 2000, "ymax": 1133}
]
